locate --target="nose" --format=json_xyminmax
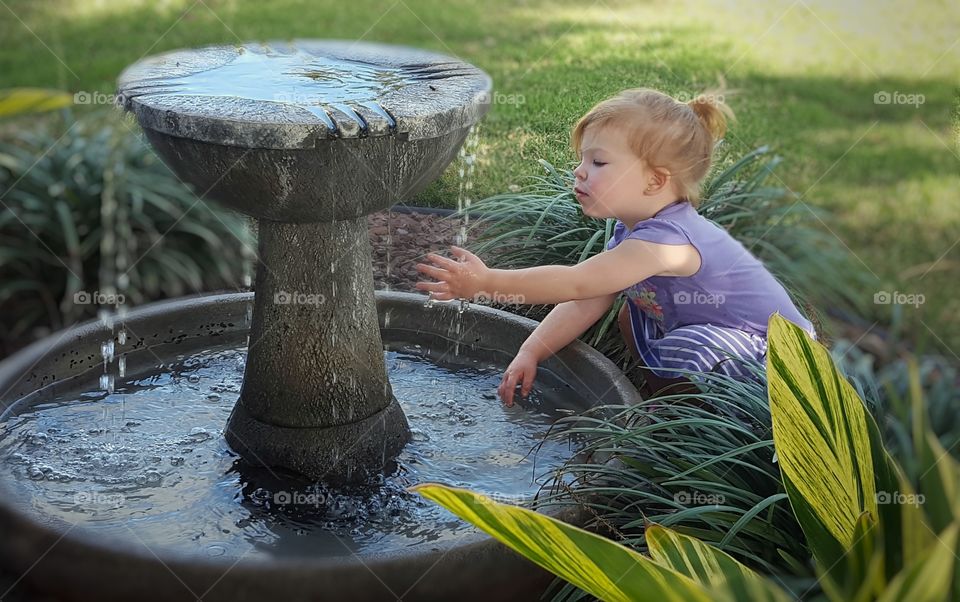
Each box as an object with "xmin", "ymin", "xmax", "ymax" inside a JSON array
[{"xmin": 573, "ymin": 161, "xmax": 586, "ymax": 181}]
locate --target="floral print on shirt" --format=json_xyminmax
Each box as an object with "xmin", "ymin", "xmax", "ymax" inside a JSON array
[{"xmin": 626, "ymin": 281, "xmax": 664, "ymax": 324}]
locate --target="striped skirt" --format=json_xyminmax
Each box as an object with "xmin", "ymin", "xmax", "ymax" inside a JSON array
[{"xmin": 626, "ymin": 301, "xmax": 769, "ymax": 384}]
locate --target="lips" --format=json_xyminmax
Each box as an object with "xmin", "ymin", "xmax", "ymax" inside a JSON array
[{"xmin": 574, "ymin": 186, "xmax": 589, "ymax": 197}]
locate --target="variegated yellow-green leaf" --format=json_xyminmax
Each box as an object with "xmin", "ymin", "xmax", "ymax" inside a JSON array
[
  {"xmin": 412, "ymin": 483, "xmax": 712, "ymax": 602},
  {"xmin": 878, "ymin": 521, "xmax": 959, "ymax": 602},
  {"xmin": 645, "ymin": 524, "xmax": 791, "ymax": 602},
  {"xmin": 818, "ymin": 511, "xmax": 883, "ymax": 602},
  {"xmin": 0, "ymin": 88, "xmax": 72, "ymax": 118},
  {"xmin": 909, "ymin": 360, "xmax": 960, "ymax": 533},
  {"xmin": 891, "ymin": 463, "xmax": 936, "ymax": 577},
  {"xmin": 767, "ymin": 313, "xmax": 877, "ymax": 552}
]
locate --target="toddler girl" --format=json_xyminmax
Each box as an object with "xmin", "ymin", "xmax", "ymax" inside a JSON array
[{"xmin": 416, "ymin": 88, "xmax": 816, "ymax": 405}]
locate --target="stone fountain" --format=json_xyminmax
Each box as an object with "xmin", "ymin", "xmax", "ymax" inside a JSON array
[
  {"xmin": 0, "ymin": 40, "xmax": 640, "ymax": 601},
  {"xmin": 115, "ymin": 39, "xmax": 497, "ymax": 484}
]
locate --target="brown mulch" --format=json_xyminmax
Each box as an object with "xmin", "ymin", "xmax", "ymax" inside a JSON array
[{"xmin": 367, "ymin": 209, "xmax": 489, "ymax": 292}]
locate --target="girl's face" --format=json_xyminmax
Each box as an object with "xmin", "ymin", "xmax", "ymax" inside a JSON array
[{"xmin": 572, "ymin": 123, "xmax": 669, "ymax": 224}]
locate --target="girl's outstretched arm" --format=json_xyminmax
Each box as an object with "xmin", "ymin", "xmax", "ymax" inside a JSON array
[
  {"xmin": 499, "ymin": 292, "xmax": 618, "ymax": 406},
  {"xmin": 415, "ymin": 241, "xmax": 696, "ymax": 305}
]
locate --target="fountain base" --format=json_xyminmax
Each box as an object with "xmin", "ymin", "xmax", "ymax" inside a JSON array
[{"xmin": 225, "ymin": 395, "xmax": 410, "ymax": 485}]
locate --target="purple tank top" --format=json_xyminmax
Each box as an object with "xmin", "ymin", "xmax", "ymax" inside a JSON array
[{"xmin": 605, "ymin": 199, "xmax": 815, "ymax": 337}]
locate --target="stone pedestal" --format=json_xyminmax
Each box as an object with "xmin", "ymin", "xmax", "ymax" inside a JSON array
[{"xmin": 116, "ymin": 40, "xmax": 492, "ymax": 483}]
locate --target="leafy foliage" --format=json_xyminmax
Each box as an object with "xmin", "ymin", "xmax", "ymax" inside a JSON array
[
  {"xmin": 416, "ymin": 315, "xmax": 960, "ymax": 602},
  {"xmin": 0, "ymin": 110, "xmax": 254, "ymax": 353}
]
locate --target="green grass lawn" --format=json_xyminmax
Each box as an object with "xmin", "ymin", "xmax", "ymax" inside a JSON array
[{"xmin": 1, "ymin": 0, "xmax": 957, "ymax": 354}]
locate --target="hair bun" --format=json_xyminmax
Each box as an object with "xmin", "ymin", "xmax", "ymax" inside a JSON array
[{"xmin": 687, "ymin": 92, "xmax": 734, "ymax": 141}]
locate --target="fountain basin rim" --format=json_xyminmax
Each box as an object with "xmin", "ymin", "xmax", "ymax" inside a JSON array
[{"xmin": 116, "ymin": 39, "xmax": 493, "ymax": 149}]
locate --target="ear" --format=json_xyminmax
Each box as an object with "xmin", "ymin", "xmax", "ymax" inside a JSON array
[{"xmin": 644, "ymin": 166, "xmax": 672, "ymax": 194}]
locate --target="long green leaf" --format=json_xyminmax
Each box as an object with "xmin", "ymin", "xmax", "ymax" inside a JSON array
[
  {"xmin": 878, "ymin": 522, "xmax": 959, "ymax": 602},
  {"xmin": 767, "ymin": 312, "xmax": 877, "ymax": 549},
  {"xmin": 909, "ymin": 359, "xmax": 960, "ymax": 533},
  {"xmin": 645, "ymin": 524, "xmax": 791, "ymax": 602},
  {"xmin": 412, "ymin": 483, "xmax": 712, "ymax": 602},
  {"xmin": 0, "ymin": 88, "xmax": 72, "ymax": 118},
  {"xmin": 767, "ymin": 311, "xmax": 904, "ymax": 593}
]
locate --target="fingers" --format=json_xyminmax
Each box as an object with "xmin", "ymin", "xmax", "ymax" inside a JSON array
[
  {"xmin": 427, "ymin": 291, "xmax": 456, "ymax": 301},
  {"xmin": 423, "ymin": 252, "xmax": 459, "ymax": 269},
  {"xmin": 414, "ymin": 263, "xmax": 449, "ymax": 280},
  {"xmin": 498, "ymin": 370, "xmax": 518, "ymax": 407},
  {"xmin": 414, "ymin": 281, "xmax": 449, "ymax": 293},
  {"xmin": 415, "ymin": 261, "xmax": 455, "ymax": 300},
  {"xmin": 520, "ymin": 370, "xmax": 535, "ymax": 397},
  {"xmin": 498, "ymin": 367, "xmax": 535, "ymax": 407}
]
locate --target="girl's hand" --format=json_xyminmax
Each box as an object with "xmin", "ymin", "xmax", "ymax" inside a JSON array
[
  {"xmin": 498, "ymin": 349, "xmax": 538, "ymax": 407},
  {"xmin": 415, "ymin": 245, "xmax": 490, "ymax": 301}
]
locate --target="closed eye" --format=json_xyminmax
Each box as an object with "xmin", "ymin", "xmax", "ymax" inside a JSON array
[{"xmin": 592, "ymin": 160, "xmax": 607, "ymax": 167}]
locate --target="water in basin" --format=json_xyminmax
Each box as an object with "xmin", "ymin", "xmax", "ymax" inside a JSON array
[
  {"xmin": 124, "ymin": 44, "xmax": 430, "ymax": 130},
  {"xmin": 0, "ymin": 340, "xmax": 579, "ymax": 560}
]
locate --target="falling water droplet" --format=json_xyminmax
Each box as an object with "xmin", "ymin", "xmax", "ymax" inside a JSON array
[
  {"xmin": 99, "ymin": 374, "xmax": 115, "ymax": 393},
  {"xmin": 118, "ymin": 355, "xmax": 126, "ymax": 378},
  {"xmin": 98, "ymin": 308, "xmax": 115, "ymax": 330},
  {"xmin": 101, "ymin": 340, "xmax": 115, "ymax": 364}
]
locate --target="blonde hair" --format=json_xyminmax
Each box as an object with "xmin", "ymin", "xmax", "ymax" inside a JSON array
[{"xmin": 570, "ymin": 88, "xmax": 735, "ymax": 207}]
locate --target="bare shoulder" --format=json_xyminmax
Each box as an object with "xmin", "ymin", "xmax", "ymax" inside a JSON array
[{"xmin": 615, "ymin": 239, "xmax": 701, "ymax": 277}]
